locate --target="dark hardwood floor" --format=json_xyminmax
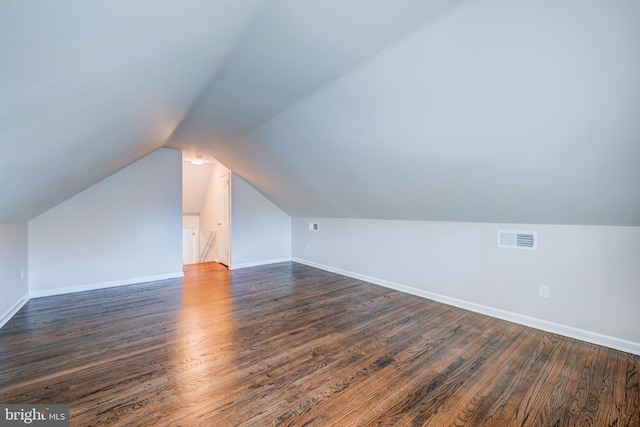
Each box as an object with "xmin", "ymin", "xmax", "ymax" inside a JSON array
[{"xmin": 0, "ymin": 262, "xmax": 638, "ymax": 426}]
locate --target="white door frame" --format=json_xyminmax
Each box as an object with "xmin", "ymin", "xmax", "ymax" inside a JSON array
[{"xmin": 216, "ymin": 172, "xmax": 231, "ymax": 266}]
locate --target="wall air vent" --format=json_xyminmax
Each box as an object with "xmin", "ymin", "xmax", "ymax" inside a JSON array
[{"xmin": 497, "ymin": 230, "xmax": 537, "ymax": 251}]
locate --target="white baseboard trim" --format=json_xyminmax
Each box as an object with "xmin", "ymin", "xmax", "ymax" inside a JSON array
[
  {"xmin": 292, "ymin": 257, "xmax": 640, "ymax": 356},
  {"xmin": 229, "ymin": 257, "xmax": 292, "ymax": 270},
  {"xmin": 29, "ymin": 272, "xmax": 185, "ymax": 299},
  {"xmin": 0, "ymin": 293, "xmax": 30, "ymax": 330}
]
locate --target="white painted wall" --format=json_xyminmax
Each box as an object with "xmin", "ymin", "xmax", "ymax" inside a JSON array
[
  {"xmin": 230, "ymin": 174, "xmax": 291, "ymax": 269},
  {"xmin": 0, "ymin": 222, "xmax": 29, "ymax": 328},
  {"xmin": 292, "ymin": 218, "xmax": 640, "ymax": 354},
  {"xmin": 182, "ymin": 161, "xmax": 213, "ymax": 213},
  {"xmin": 199, "ymin": 164, "xmax": 292, "ymax": 267},
  {"xmin": 183, "ymin": 214, "xmax": 200, "ymax": 230},
  {"xmin": 28, "ymin": 148, "xmax": 183, "ymax": 296}
]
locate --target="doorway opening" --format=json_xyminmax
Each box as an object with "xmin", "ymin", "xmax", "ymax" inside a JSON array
[{"xmin": 182, "ymin": 152, "xmax": 231, "ymax": 267}]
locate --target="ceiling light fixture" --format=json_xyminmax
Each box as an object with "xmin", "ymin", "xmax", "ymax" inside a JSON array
[{"xmin": 190, "ymin": 154, "xmax": 204, "ymax": 165}]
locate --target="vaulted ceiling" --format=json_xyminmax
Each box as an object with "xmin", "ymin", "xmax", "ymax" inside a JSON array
[{"xmin": 2, "ymin": 0, "xmax": 639, "ymax": 225}]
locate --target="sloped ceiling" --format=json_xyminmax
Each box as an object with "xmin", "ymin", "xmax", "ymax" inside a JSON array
[
  {"xmin": 2, "ymin": 0, "xmax": 639, "ymax": 226},
  {"xmin": 0, "ymin": 0, "xmax": 263, "ymax": 223}
]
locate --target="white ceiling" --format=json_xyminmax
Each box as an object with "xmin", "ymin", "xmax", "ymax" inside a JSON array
[
  {"xmin": 0, "ymin": 0, "xmax": 263, "ymax": 223},
  {"xmin": 2, "ymin": 0, "xmax": 639, "ymax": 225}
]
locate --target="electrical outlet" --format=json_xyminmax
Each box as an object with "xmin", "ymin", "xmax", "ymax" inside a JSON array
[
  {"xmin": 21, "ymin": 269, "xmax": 24, "ymax": 280},
  {"xmin": 307, "ymin": 243, "xmax": 311, "ymax": 251},
  {"xmin": 538, "ymin": 284, "xmax": 550, "ymax": 299}
]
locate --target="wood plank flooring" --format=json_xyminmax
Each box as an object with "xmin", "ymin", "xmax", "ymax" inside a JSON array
[{"xmin": 1, "ymin": 262, "xmax": 638, "ymax": 426}]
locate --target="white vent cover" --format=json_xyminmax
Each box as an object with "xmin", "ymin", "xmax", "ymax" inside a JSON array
[{"xmin": 497, "ymin": 230, "xmax": 537, "ymax": 250}]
